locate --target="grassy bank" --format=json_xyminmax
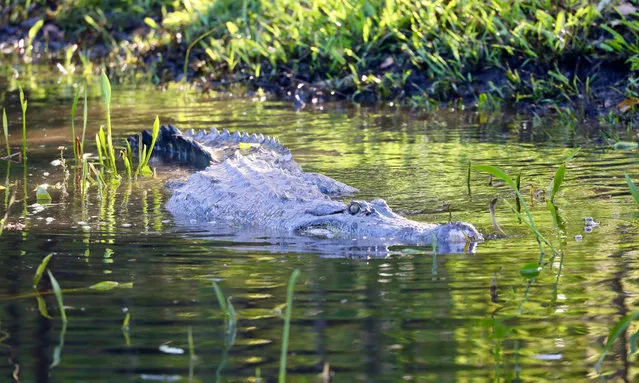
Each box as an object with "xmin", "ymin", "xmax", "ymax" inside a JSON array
[{"xmin": 2, "ymin": 0, "xmax": 639, "ymax": 114}]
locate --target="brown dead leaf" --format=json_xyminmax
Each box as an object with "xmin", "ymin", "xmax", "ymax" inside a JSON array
[{"xmin": 618, "ymin": 97, "xmax": 639, "ymax": 113}]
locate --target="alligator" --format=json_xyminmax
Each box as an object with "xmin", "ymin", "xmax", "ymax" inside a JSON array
[{"xmin": 128, "ymin": 125, "xmax": 483, "ymax": 254}]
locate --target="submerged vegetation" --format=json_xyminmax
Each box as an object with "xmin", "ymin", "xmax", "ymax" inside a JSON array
[{"xmin": 2, "ymin": 0, "xmax": 639, "ymax": 115}]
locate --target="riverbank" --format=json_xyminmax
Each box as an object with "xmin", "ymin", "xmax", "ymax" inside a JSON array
[{"xmin": 2, "ymin": 1, "xmax": 639, "ymax": 117}]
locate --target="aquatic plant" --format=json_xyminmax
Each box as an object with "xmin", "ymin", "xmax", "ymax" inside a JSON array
[
  {"xmin": 474, "ymin": 148, "xmax": 579, "ymax": 267},
  {"xmin": 134, "ymin": 116, "xmax": 160, "ymax": 178},
  {"xmin": 18, "ymin": 85, "xmax": 27, "ymax": 159},
  {"xmin": 0, "ymin": 192, "xmax": 15, "ymax": 237},
  {"xmin": 25, "ymin": 19, "xmax": 44, "ymax": 61},
  {"xmin": 596, "ymin": 311, "xmax": 639, "ymax": 373},
  {"xmin": 212, "ymin": 280, "xmax": 237, "ymax": 327},
  {"xmin": 99, "ymin": 70, "xmax": 119, "ymax": 180},
  {"xmin": 33, "ymin": 253, "xmax": 53, "ymax": 288},
  {"xmin": 70, "ymin": 86, "xmax": 82, "ymax": 161},
  {"xmin": 625, "ymin": 174, "xmax": 639, "ymax": 206},
  {"xmin": 279, "ymin": 269, "xmax": 300, "ymax": 383},
  {"xmin": 47, "ymin": 270, "xmax": 68, "ymax": 324},
  {"xmin": 2, "ymin": 108, "xmax": 8, "ymax": 156}
]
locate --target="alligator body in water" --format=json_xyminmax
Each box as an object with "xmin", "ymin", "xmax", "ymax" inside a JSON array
[{"xmin": 129, "ymin": 125, "xmax": 482, "ymax": 254}]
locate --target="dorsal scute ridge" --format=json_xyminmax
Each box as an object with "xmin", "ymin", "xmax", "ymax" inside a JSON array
[{"xmin": 160, "ymin": 125, "xmax": 289, "ymax": 154}]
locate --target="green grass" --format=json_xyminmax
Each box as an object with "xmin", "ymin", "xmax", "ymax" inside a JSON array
[
  {"xmin": 18, "ymin": 85, "xmax": 27, "ymax": 159},
  {"xmin": 279, "ymin": 269, "xmax": 300, "ymax": 383},
  {"xmin": 7, "ymin": 0, "xmax": 639, "ymax": 108},
  {"xmin": 2, "ymin": 108, "xmax": 8, "ymax": 157}
]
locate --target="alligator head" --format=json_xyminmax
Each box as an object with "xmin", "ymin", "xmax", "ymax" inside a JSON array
[{"xmin": 293, "ymin": 199, "xmax": 483, "ymax": 252}]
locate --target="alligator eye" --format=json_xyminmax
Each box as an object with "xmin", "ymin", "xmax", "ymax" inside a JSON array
[{"xmin": 348, "ymin": 202, "xmax": 361, "ymax": 215}]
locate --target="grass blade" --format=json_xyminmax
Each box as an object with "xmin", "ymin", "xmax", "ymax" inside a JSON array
[
  {"xmin": 71, "ymin": 86, "xmax": 82, "ymax": 160},
  {"xmin": 625, "ymin": 174, "xmax": 639, "ymax": 205},
  {"xmin": 33, "ymin": 253, "xmax": 53, "ymax": 287},
  {"xmin": 472, "ymin": 165, "xmax": 516, "ymax": 189},
  {"xmin": 212, "ymin": 280, "xmax": 230, "ymax": 315},
  {"xmin": 81, "ymin": 86, "xmax": 88, "ymax": 154},
  {"xmin": 2, "ymin": 108, "xmax": 9, "ymax": 156},
  {"xmin": 279, "ymin": 269, "xmax": 300, "ymax": 383},
  {"xmin": 564, "ymin": 147, "xmax": 581, "ymax": 162},
  {"xmin": 549, "ymin": 163, "xmax": 566, "ymax": 201},
  {"xmin": 47, "ymin": 269, "xmax": 68, "ymax": 324},
  {"xmin": 18, "ymin": 84, "xmax": 27, "ymax": 159},
  {"xmin": 596, "ymin": 310, "xmax": 639, "ymax": 373},
  {"xmin": 144, "ymin": 116, "xmax": 160, "ymax": 165},
  {"xmin": 466, "ymin": 161, "xmax": 471, "ymax": 196}
]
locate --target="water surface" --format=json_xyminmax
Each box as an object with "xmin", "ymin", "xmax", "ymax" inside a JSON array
[{"xmin": 1, "ymin": 72, "xmax": 638, "ymax": 382}]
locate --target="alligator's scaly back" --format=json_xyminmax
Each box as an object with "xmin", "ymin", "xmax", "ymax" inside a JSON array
[
  {"xmin": 129, "ymin": 125, "xmax": 483, "ymax": 254},
  {"xmin": 128, "ymin": 124, "xmax": 294, "ymax": 170}
]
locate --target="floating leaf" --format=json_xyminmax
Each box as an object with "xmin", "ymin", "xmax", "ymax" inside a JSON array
[
  {"xmin": 618, "ymin": 97, "xmax": 639, "ymax": 113},
  {"xmin": 520, "ymin": 262, "xmax": 541, "ymax": 278},
  {"xmin": 89, "ymin": 281, "xmax": 120, "ymax": 291},
  {"xmin": 34, "ymin": 253, "xmax": 53, "ymax": 287}
]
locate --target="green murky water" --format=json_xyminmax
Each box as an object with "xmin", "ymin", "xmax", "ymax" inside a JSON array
[{"xmin": 1, "ymin": 72, "xmax": 639, "ymax": 382}]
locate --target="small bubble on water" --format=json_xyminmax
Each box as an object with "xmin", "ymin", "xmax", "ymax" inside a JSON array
[
  {"xmin": 584, "ymin": 226, "xmax": 593, "ymax": 233},
  {"xmin": 574, "ymin": 235, "xmax": 583, "ymax": 241}
]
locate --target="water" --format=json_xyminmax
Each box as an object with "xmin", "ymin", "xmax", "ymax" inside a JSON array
[{"xmin": 1, "ymin": 72, "xmax": 639, "ymax": 382}]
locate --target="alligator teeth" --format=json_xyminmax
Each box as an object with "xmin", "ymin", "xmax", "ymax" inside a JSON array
[
  {"xmin": 220, "ymin": 129, "xmax": 230, "ymax": 140},
  {"xmin": 240, "ymin": 133, "xmax": 251, "ymax": 142},
  {"xmin": 210, "ymin": 127, "xmax": 220, "ymax": 136},
  {"xmin": 248, "ymin": 133, "xmax": 259, "ymax": 143},
  {"xmin": 184, "ymin": 129, "xmax": 195, "ymax": 137},
  {"xmin": 194, "ymin": 129, "xmax": 207, "ymax": 139},
  {"xmin": 257, "ymin": 133, "xmax": 265, "ymax": 143}
]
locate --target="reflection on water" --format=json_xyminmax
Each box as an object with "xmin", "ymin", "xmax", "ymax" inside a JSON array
[{"xmin": 1, "ymin": 72, "xmax": 639, "ymax": 381}]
